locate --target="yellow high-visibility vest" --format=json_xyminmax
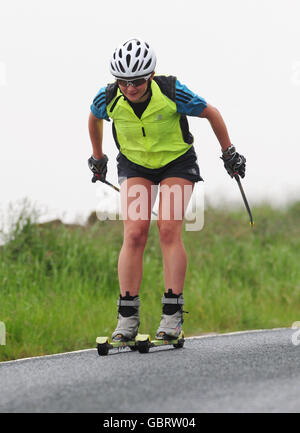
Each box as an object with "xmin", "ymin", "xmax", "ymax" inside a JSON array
[{"xmin": 106, "ymin": 77, "xmax": 193, "ymax": 169}]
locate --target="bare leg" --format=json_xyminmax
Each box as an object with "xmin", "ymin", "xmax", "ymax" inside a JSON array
[
  {"xmin": 157, "ymin": 178, "xmax": 194, "ymax": 295},
  {"xmin": 118, "ymin": 177, "xmax": 157, "ymax": 297}
]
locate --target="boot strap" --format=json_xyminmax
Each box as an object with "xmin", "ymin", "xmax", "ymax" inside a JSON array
[
  {"xmin": 117, "ymin": 297, "xmax": 140, "ymax": 307},
  {"xmin": 161, "ymin": 296, "xmax": 184, "ymax": 305}
]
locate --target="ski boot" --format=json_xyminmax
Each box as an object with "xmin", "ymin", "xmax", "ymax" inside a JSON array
[
  {"xmin": 135, "ymin": 289, "xmax": 185, "ymax": 354},
  {"xmin": 112, "ymin": 292, "xmax": 140, "ymax": 341},
  {"xmin": 155, "ymin": 289, "xmax": 185, "ymax": 340},
  {"xmin": 96, "ymin": 292, "xmax": 140, "ymax": 356}
]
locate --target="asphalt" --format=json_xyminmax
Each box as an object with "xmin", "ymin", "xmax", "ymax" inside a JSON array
[{"xmin": 0, "ymin": 328, "xmax": 299, "ymax": 413}]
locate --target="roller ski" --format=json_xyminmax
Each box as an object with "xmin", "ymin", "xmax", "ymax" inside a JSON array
[
  {"xmin": 96, "ymin": 331, "xmax": 185, "ymax": 356},
  {"xmin": 96, "ymin": 292, "xmax": 140, "ymax": 356},
  {"xmin": 96, "ymin": 289, "xmax": 187, "ymax": 356},
  {"xmin": 135, "ymin": 330, "xmax": 185, "ymax": 353},
  {"xmin": 96, "ymin": 335, "xmax": 138, "ymax": 356},
  {"xmin": 135, "ymin": 289, "xmax": 185, "ymax": 353}
]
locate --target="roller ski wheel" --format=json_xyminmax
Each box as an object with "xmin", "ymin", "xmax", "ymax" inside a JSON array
[
  {"xmin": 173, "ymin": 332, "xmax": 185, "ymax": 349},
  {"xmin": 136, "ymin": 335, "xmax": 151, "ymax": 354},
  {"xmin": 135, "ymin": 332, "xmax": 185, "ymax": 353},
  {"xmin": 97, "ymin": 342, "xmax": 110, "ymax": 356},
  {"xmin": 155, "ymin": 331, "xmax": 185, "ymax": 349},
  {"xmin": 96, "ymin": 336, "xmax": 137, "ymax": 356},
  {"xmin": 129, "ymin": 345, "xmax": 138, "ymax": 351}
]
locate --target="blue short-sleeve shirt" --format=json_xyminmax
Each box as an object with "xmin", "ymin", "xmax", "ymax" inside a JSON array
[
  {"xmin": 90, "ymin": 87, "xmax": 110, "ymax": 121},
  {"xmin": 175, "ymin": 79, "xmax": 207, "ymax": 116}
]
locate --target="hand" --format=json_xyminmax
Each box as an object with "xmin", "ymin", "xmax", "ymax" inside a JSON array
[
  {"xmin": 221, "ymin": 146, "xmax": 246, "ymax": 178},
  {"xmin": 88, "ymin": 154, "xmax": 108, "ymax": 182}
]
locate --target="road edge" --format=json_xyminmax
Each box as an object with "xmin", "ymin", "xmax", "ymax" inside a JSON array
[{"xmin": 0, "ymin": 327, "xmax": 290, "ymax": 365}]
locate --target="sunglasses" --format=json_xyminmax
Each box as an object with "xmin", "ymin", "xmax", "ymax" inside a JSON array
[{"xmin": 117, "ymin": 74, "xmax": 151, "ymax": 88}]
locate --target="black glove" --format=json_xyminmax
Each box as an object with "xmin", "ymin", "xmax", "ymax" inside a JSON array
[
  {"xmin": 88, "ymin": 154, "xmax": 108, "ymax": 183},
  {"xmin": 221, "ymin": 145, "xmax": 246, "ymax": 178}
]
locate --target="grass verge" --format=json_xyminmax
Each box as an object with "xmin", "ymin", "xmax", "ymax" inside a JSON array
[{"xmin": 1, "ymin": 201, "xmax": 299, "ymax": 361}]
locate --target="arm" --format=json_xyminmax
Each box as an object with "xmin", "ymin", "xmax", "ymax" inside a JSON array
[
  {"xmin": 88, "ymin": 112, "xmax": 104, "ymax": 160},
  {"xmin": 198, "ymin": 104, "xmax": 232, "ymax": 152},
  {"xmin": 199, "ymin": 103, "xmax": 246, "ymax": 178},
  {"xmin": 88, "ymin": 112, "xmax": 108, "ymax": 182}
]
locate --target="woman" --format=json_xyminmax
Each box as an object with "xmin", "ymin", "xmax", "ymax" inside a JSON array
[{"xmin": 88, "ymin": 38, "xmax": 246, "ymax": 341}]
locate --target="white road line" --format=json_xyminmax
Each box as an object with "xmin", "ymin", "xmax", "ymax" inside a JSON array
[
  {"xmin": 185, "ymin": 327, "xmax": 288, "ymax": 340},
  {"xmin": 0, "ymin": 327, "xmax": 290, "ymax": 365},
  {"xmin": 0, "ymin": 348, "xmax": 95, "ymax": 365}
]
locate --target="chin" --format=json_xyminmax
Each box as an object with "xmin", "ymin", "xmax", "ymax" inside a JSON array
[{"xmin": 127, "ymin": 94, "xmax": 141, "ymax": 102}]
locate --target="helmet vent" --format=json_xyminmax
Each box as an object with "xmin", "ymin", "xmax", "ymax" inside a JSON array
[
  {"xmin": 145, "ymin": 42, "xmax": 149, "ymax": 48},
  {"xmin": 110, "ymin": 62, "xmax": 115, "ymax": 71},
  {"xmin": 132, "ymin": 60, "xmax": 139, "ymax": 73},
  {"xmin": 144, "ymin": 49, "xmax": 148, "ymax": 58},
  {"xmin": 136, "ymin": 47, "xmax": 141, "ymax": 57},
  {"xmin": 118, "ymin": 61, "xmax": 125, "ymax": 73},
  {"xmin": 127, "ymin": 42, "xmax": 132, "ymax": 51},
  {"xmin": 118, "ymin": 49, "xmax": 122, "ymax": 58},
  {"xmin": 137, "ymin": 60, "xmax": 144, "ymax": 71},
  {"xmin": 144, "ymin": 59, "xmax": 152, "ymax": 70},
  {"xmin": 126, "ymin": 54, "xmax": 131, "ymax": 68}
]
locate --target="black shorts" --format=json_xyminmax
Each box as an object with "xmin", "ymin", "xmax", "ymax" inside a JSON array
[{"xmin": 117, "ymin": 146, "xmax": 203, "ymax": 185}]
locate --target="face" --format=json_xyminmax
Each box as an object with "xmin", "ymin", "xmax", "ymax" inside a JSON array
[{"xmin": 118, "ymin": 72, "xmax": 155, "ymax": 103}]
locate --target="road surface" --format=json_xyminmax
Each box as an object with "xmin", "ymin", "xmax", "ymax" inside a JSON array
[{"xmin": 0, "ymin": 328, "xmax": 299, "ymax": 412}]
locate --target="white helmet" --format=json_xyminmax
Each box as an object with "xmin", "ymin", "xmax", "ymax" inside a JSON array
[{"xmin": 110, "ymin": 38, "xmax": 156, "ymax": 79}]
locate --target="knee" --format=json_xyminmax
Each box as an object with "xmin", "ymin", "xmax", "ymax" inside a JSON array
[
  {"xmin": 157, "ymin": 221, "xmax": 179, "ymax": 245},
  {"xmin": 124, "ymin": 225, "xmax": 149, "ymax": 249}
]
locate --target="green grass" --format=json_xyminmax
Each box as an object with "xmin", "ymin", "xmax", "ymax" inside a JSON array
[{"xmin": 1, "ymin": 200, "xmax": 300, "ymax": 361}]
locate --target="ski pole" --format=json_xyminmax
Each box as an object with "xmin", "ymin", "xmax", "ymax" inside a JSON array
[
  {"xmin": 92, "ymin": 174, "xmax": 158, "ymax": 217},
  {"xmin": 233, "ymin": 173, "xmax": 254, "ymax": 227},
  {"xmin": 92, "ymin": 174, "xmax": 120, "ymax": 191}
]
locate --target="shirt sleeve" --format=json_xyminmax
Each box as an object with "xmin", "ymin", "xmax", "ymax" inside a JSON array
[
  {"xmin": 175, "ymin": 79, "xmax": 207, "ymax": 116},
  {"xmin": 90, "ymin": 87, "xmax": 110, "ymax": 121}
]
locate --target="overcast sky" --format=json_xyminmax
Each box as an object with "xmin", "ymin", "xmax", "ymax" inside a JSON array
[{"xmin": 1, "ymin": 0, "xmax": 300, "ymax": 226}]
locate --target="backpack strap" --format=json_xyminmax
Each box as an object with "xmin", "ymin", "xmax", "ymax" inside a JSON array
[
  {"xmin": 105, "ymin": 81, "xmax": 119, "ymax": 106},
  {"xmin": 153, "ymin": 75, "xmax": 177, "ymax": 102}
]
